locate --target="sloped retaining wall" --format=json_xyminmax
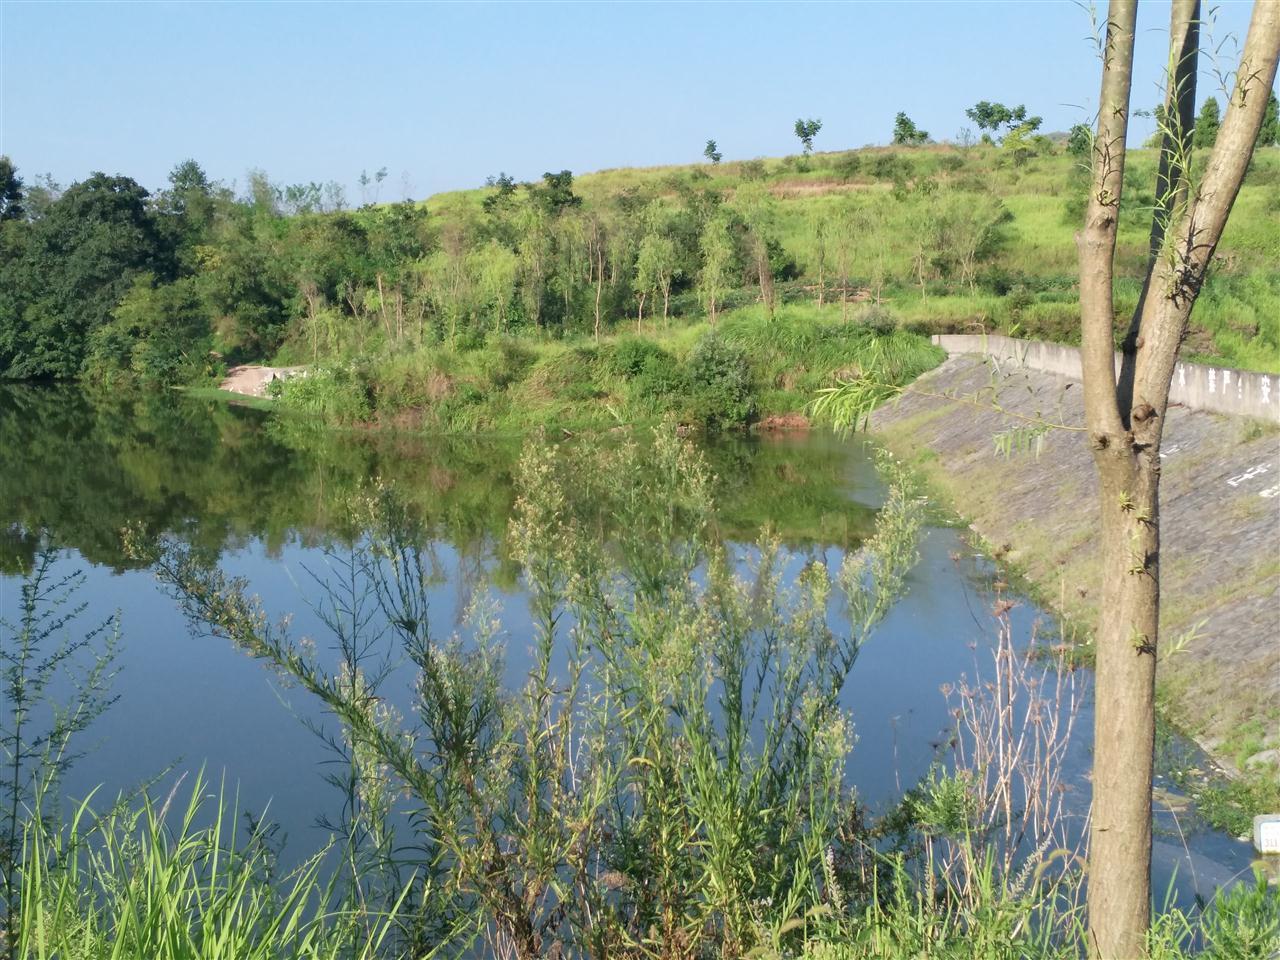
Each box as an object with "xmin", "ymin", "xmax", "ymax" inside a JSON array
[
  {"xmin": 869, "ymin": 353, "xmax": 1280, "ymax": 764},
  {"xmin": 932, "ymin": 334, "xmax": 1279, "ymax": 423}
]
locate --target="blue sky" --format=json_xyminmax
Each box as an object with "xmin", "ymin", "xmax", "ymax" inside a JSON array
[{"xmin": 0, "ymin": 1, "xmax": 1264, "ymax": 200}]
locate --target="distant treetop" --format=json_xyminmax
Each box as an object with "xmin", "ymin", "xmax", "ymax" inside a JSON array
[
  {"xmin": 793, "ymin": 118, "xmax": 822, "ymax": 156},
  {"xmin": 892, "ymin": 113, "xmax": 930, "ymax": 146},
  {"xmin": 964, "ymin": 101, "xmax": 1042, "ymax": 142}
]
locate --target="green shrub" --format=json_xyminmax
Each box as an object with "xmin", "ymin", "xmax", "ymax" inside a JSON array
[
  {"xmin": 143, "ymin": 436, "xmax": 926, "ymax": 958},
  {"xmin": 1005, "ymin": 285, "xmax": 1036, "ymax": 321},
  {"xmin": 686, "ymin": 332, "xmax": 757, "ymax": 429},
  {"xmin": 606, "ymin": 336, "xmax": 669, "ymax": 379},
  {"xmin": 523, "ymin": 347, "xmax": 601, "ymax": 403},
  {"xmin": 869, "ymin": 154, "xmax": 909, "ymax": 181},
  {"xmin": 276, "ymin": 364, "xmax": 372, "ymax": 424},
  {"xmin": 631, "ymin": 350, "xmax": 687, "ymax": 402},
  {"xmin": 833, "ymin": 152, "xmax": 862, "ymax": 182},
  {"xmin": 856, "ymin": 304, "xmax": 897, "ymax": 335},
  {"xmin": 477, "ymin": 338, "xmax": 536, "ymax": 388}
]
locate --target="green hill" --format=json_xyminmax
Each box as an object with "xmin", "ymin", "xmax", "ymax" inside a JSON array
[
  {"xmin": 2, "ymin": 142, "xmax": 1276, "ymax": 419},
  {"xmin": 425, "ymin": 144, "xmax": 1280, "ymax": 372}
]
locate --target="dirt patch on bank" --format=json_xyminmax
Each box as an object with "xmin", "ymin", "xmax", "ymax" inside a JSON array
[
  {"xmin": 869, "ymin": 355, "xmax": 1280, "ymax": 765},
  {"xmin": 766, "ymin": 180, "xmax": 890, "ymax": 199},
  {"xmin": 754, "ymin": 413, "xmax": 811, "ymax": 433},
  {"xmin": 219, "ymin": 365, "xmax": 307, "ymax": 398}
]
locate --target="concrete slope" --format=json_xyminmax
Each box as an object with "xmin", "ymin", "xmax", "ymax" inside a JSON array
[{"xmin": 869, "ymin": 354, "xmax": 1279, "ymax": 767}]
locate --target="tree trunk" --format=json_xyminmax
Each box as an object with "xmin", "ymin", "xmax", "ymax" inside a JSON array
[
  {"xmin": 755, "ymin": 239, "xmax": 775, "ymax": 321},
  {"xmin": 816, "ymin": 241, "xmax": 826, "ymax": 309},
  {"xmin": 593, "ymin": 244, "xmax": 604, "ymax": 342},
  {"xmin": 1079, "ymin": 3, "xmax": 1279, "ymax": 957},
  {"xmin": 376, "ymin": 272, "xmax": 391, "ymax": 340}
]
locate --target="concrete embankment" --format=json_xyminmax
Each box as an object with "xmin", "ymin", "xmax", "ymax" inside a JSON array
[
  {"xmin": 869, "ymin": 349, "xmax": 1280, "ymax": 770},
  {"xmin": 931, "ymin": 334, "xmax": 1280, "ymax": 423}
]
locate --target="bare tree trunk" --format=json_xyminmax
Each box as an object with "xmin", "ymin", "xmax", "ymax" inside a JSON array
[
  {"xmin": 839, "ymin": 253, "xmax": 850, "ymax": 321},
  {"xmin": 816, "ymin": 236, "xmax": 826, "ymax": 309},
  {"xmin": 636, "ymin": 291, "xmax": 646, "ymax": 333},
  {"xmin": 303, "ymin": 285, "xmax": 321, "ymax": 361},
  {"xmin": 376, "ymin": 273, "xmax": 391, "ymax": 340},
  {"xmin": 661, "ymin": 278, "xmax": 670, "ymax": 326},
  {"xmin": 594, "ymin": 244, "xmax": 604, "ymax": 342},
  {"xmin": 755, "ymin": 239, "xmax": 775, "ymax": 321},
  {"xmin": 1079, "ymin": 3, "xmax": 1279, "ymax": 958}
]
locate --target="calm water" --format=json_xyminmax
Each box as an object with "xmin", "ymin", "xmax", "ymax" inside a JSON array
[{"xmin": 0, "ymin": 384, "xmax": 1256, "ymax": 904}]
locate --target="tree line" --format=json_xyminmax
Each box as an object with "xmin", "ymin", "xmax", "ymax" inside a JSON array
[
  {"xmin": 0, "ymin": 150, "xmax": 1020, "ymax": 385},
  {"xmin": 0, "ymin": 88, "xmax": 1274, "ymax": 386},
  {"xmin": 0, "ymin": 157, "xmax": 797, "ymax": 383}
]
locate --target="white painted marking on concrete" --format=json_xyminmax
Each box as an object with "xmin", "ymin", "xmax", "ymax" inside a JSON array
[{"xmin": 1227, "ymin": 463, "xmax": 1272, "ymax": 488}]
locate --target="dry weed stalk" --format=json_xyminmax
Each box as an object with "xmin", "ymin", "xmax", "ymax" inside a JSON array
[{"xmin": 936, "ymin": 596, "xmax": 1085, "ymax": 903}]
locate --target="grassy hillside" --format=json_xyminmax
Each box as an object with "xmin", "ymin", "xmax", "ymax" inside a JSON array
[{"xmin": 421, "ymin": 144, "xmax": 1280, "ymax": 373}]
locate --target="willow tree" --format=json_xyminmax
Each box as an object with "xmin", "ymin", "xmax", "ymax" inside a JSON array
[{"xmin": 1079, "ymin": 2, "xmax": 1278, "ymax": 956}]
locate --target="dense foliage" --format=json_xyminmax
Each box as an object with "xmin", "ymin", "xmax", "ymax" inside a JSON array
[{"xmin": 2, "ymin": 135, "xmax": 1276, "ymax": 391}]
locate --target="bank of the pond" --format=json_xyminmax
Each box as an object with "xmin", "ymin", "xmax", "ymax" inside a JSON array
[
  {"xmin": 868, "ymin": 353, "xmax": 1280, "ymax": 831},
  {"xmin": 199, "ymin": 306, "xmax": 944, "ymax": 436}
]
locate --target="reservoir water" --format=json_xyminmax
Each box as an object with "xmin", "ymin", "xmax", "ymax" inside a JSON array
[{"xmin": 0, "ymin": 384, "xmax": 1256, "ymax": 908}]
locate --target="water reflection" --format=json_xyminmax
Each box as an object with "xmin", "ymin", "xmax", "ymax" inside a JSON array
[{"xmin": 0, "ymin": 384, "xmax": 1258, "ymax": 909}]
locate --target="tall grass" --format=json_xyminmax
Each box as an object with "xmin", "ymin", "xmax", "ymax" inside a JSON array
[
  {"xmin": 275, "ymin": 307, "xmax": 944, "ymax": 434},
  {"xmin": 17, "ymin": 774, "xmax": 406, "ymax": 959}
]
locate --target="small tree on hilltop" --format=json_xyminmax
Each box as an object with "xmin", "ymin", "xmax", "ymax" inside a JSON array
[
  {"xmin": 0, "ymin": 157, "xmax": 25, "ymax": 222},
  {"xmin": 1067, "ymin": 123, "xmax": 1093, "ymax": 159},
  {"xmin": 482, "ymin": 172, "xmax": 518, "ymax": 213},
  {"xmin": 1193, "ymin": 96, "xmax": 1221, "ymax": 147},
  {"xmin": 794, "ymin": 118, "xmax": 822, "ymax": 156},
  {"xmin": 527, "ymin": 170, "xmax": 581, "ymax": 215},
  {"xmin": 1260, "ymin": 91, "xmax": 1279, "ymax": 146},
  {"xmin": 892, "ymin": 112, "xmax": 930, "ymax": 145},
  {"xmin": 964, "ymin": 101, "xmax": 1042, "ymax": 143},
  {"xmin": 703, "ymin": 139, "xmax": 722, "ymax": 164}
]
